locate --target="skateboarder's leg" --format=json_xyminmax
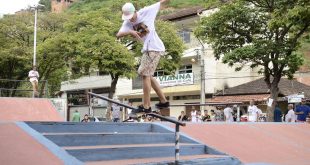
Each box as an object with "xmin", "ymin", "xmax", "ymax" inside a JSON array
[
  {"xmin": 151, "ymin": 77, "xmax": 167, "ymax": 103},
  {"xmin": 142, "ymin": 76, "xmax": 151, "ymax": 109}
]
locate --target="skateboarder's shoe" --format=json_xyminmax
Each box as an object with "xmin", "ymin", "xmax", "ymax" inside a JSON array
[
  {"xmin": 131, "ymin": 105, "xmax": 152, "ymax": 114},
  {"xmin": 155, "ymin": 101, "xmax": 170, "ymax": 109}
]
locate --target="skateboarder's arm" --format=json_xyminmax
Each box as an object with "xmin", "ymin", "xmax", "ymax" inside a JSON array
[{"xmin": 116, "ymin": 30, "xmax": 143, "ymax": 42}]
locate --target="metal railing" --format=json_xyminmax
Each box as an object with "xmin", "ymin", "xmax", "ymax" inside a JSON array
[
  {"xmin": 0, "ymin": 79, "xmax": 48, "ymax": 98},
  {"xmin": 88, "ymin": 92, "xmax": 186, "ymax": 164}
]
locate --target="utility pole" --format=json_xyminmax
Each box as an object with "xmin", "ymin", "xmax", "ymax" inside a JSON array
[
  {"xmin": 200, "ymin": 46, "xmax": 205, "ymax": 112},
  {"xmin": 196, "ymin": 41, "xmax": 206, "ymax": 112},
  {"xmin": 30, "ymin": 4, "xmax": 45, "ymax": 66}
]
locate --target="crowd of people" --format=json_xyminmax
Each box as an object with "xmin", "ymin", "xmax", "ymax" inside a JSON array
[{"xmin": 176, "ymin": 99, "xmax": 310, "ymax": 123}]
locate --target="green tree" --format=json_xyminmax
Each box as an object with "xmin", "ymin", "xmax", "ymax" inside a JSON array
[
  {"xmin": 196, "ymin": 0, "xmax": 310, "ymax": 121},
  {"xmin": 0, "ymin": 13, "xmax": 33, "ymax": 96},
  {"xmin": 36, "ymin": 12, "xmax": 69, "ymax": 96},
  {"xmin": 0, "ymin": 12, "xmax": 68, "ymax": 97}
]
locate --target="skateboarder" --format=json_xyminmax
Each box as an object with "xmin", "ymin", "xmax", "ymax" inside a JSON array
[{"xmin": 117, "ymin": 0, "xmax": 170, "ymax": 114}]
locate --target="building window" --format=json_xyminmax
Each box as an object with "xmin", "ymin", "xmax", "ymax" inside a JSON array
[
  {"xmin": 153, "ymin": 70, "xmax": 167, "ymax": 77},
  {"xmin": 178, "ymin": 65, "xmax": 192, "ymax": 74},
  {"xmin": 178, "ymin": 30, "xmax": 191, "ymax": 43}
]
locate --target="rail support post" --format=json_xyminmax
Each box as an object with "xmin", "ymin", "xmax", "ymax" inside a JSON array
[{"xmin": 175, "ymin": 124, "xmax": 180, "ymax": 164}]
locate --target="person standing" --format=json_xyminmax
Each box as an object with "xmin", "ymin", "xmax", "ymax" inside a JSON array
[
  {"xmin": 72, "ymin": 110, "xmax": 81, "ymax": 122},
  {"xmin": 81, "ymin": 114, "xmax": 90, "ymax": 122},
  {"xmin": 223, "ymin": 105, "xmax": 234, "ymax": 122},
  {"xmin": 286, "ymin": 104, "xmax": 296, "ymax": 122},
  {"xmin": 178, "ymin": 111, "xmax": 188, "ymax": 121},
  {"xmin": 248, "ymin": 99, "xmax": 259, "ymax": 122},
  {"xmin": 190, "ymin": 109, "xmax": 197, "ymax": 122},
  {"xmin": 295, "ymin": 99, "xmax": 310, "ymax": 122},
  {"xmin": 28, "ymin": 66, "xmax": 39, "ymax": 97},
  {"xmin": 274, "ymin": 102, "xmax": 282, "ymax": 122},
  {"xmin": 112, "ymin": 102, "xmax": 122, "ymax": 122},
  {"xmin": 117, "ymin": 0, "xmax": 170, "ymax": 114}
]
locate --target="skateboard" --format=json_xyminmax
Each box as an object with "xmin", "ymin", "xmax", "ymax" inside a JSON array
[{"xmin": 88, "ymin": 92, "xmax": 169, "ymax": 121}]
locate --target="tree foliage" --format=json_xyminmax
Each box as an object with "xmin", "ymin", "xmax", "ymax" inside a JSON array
[
  {"xmin": 196, "ymin": 0, "xmax": 310, "ymax": 121},
  {"xmin": 0, "ymin": 13, "xmax": 34, "ymax": 96},
  {"xmin": 0, "ymin": 12, "xmax": 68, "ymax": 96}
]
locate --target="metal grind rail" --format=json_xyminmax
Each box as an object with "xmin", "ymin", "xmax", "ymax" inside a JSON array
[{"xmin": 88, "ymin": 92, "xmax": 186, "ymax": 164}]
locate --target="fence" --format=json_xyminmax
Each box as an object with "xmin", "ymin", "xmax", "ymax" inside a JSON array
[{"xmin": 0, "ymin": 79, "xmax": 48, "ymax": 98}]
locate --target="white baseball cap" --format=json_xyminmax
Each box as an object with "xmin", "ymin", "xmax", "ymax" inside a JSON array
[{"xmin": 122, "ymin": 3, "xmax": 136, "ymax": 20}]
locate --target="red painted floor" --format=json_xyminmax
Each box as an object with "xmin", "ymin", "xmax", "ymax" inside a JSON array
[
  {"xmin": 0, "ymin": 97, "xmax": 63, "ymax": 121},
  {"xmin": 0, "ymin": 123, "xmax": 63, "ymax": 165},
  {"xmin": 172, "ymin": 123, "xmax": 310, "ymax": 165}
]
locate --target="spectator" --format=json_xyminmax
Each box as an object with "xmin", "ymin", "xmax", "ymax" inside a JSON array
[
  {"xmin": 295, "ymin": 99, "xmax": 310, "ymax": 122},
  {"xmin": 72, "ymin": 110, "xmax": 80, "ymax": 122},
  {"xmin": 178, "ymin": 111, "xmax": 188, "ymax": 121},
  {"xmin": 202, "ymin": 110, "xmax": 211, "ymax": 122},
  {"xmin": 28, "ymin": 65, "xmax": 39, "ymax": 97},
  {"xmin": 112, "ymin": 99, "xmax": 122, "ymax": 122},
  {"xmin": 223, "ymin": 105, "xmax": 234, "ymax": 122},
  {"xmin": 286, "ymin": 104, "xmax": 296, "ymax": 122},
  {"xmin": 248, "ymin": 99, "xmax": 259, "ymax": 122},
  {"xmin": 210, "ymin": 110, "xmax": 216, "ymax": 122},
  {"xmin": 196, "ymin": 110, "xmax": 203, "ymax": 123},
  {"xmin": 81, "ymin": 114, "xmax": 90, "ymax": 122},
  {"xmin": 190, "ymin": 109, "xmax": 197, "ymax": 122},
  {"xmin": 257, "ymin": 108, "xmax": 264, "ymax": 122},
  {"xmin": 274, "ymin": 102, "xmax": 282, "ymax": 122}
]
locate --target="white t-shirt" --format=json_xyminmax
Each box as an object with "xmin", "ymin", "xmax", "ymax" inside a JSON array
[
  {"xmin": 28, "ymin": 70, "xmax": 39, "ymax": 82},
  {"xmin": 223, "ymin": 107, "xmax": 233, "ymax": 122},
  {"xmin": 191, "ymin": 110, "xmax": 197, "ymax": 122},
  {"xmin": 286, "ymin": 109, "xmax": 296, "ymax": 122},
  {"xmin": 112, "ymin": 104, "xmax": 121, "ymax": 119},
  {"xmin": 118, "ymin": 2, "xmax": 165, "ymax": 53},
  {"xmin": 248, "ymin": 105, "xmax": 258, "ymax": 122}
]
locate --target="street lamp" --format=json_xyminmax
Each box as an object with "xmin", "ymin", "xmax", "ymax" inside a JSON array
[{"xmin": 30, "ymin": 4, "xmax": 45, "ymax": 66}]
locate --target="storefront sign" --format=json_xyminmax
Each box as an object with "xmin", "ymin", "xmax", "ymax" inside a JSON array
[
  {"xmin": 287, "ymin": 93, "xmax": 304, "ymax": 103},
  {"xmin": 155, "ymin": 73, "xmax": 194, "ymax": 87}
]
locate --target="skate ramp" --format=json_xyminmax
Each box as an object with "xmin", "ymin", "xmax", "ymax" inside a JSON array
[
  {"xmin": 177, "ymin": 123, "xmax": 310, "ymax": 165},
  {"xmin": 0, "ymin": 97, "xmax": 63, "ymax": 122}
]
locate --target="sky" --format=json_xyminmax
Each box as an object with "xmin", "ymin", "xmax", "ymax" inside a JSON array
[{"xmin": 0, "ymin": 0, "xmax": 40, "ymax": 15}]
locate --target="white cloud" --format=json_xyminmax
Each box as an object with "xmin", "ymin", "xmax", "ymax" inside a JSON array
[{"xmin": 0, "ymin": 0, "xmax": 40, "ymax": 14}]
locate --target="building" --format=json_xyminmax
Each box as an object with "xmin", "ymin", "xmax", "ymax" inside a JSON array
[
  {"xmin": 51, "ymin": 0, "xmax": 76, "ymax": 13},
  {"xmin": 212, "ymin": 77, "xmax": 310, "ymax": 115}
]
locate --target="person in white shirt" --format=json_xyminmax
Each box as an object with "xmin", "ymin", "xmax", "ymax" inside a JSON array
[
  {"xmin": 112, "ymin": 104, "xmax": 121, "ymax": 122},
  {"xmin": 117, "ymin": 0, "xmax": 170, "ymax": 114},
  {"xmin": 286, "ymin": 104, "xmax": 296, "ymax": 122},
  {"xmin": 191, "ymin": 109, "xmax": 197, "ymax": 122},
  {"xmin": 28, "ymin": 66, "xmax": 39, "ymax": 97},
  {"xmin": 223, "ymin": 106, "xmax": 234, "ymax": 122},
  {"xmin": 248, "ymin": 99, "xmax": 259, "ymax": 122}
]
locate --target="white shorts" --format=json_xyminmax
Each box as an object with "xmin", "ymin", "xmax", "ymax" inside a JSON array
[{"xmin": 30, "ymin": 79, "xmax": 38, "ymax": 83}]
